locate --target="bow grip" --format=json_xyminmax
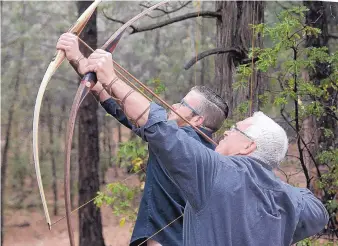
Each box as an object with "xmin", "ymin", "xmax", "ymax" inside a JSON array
[{"xmin": 81, "ymin": 72, "xmax": 97, "ymax": 85}]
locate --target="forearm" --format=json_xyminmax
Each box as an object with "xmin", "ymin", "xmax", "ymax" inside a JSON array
[
  {"xmin": 82, "ymin": 49, "xmax": 151, "ymax": 126},
  {"xmin": 105, "ymin": 76, "xmax": 151, "ymax": 126},
  {"xmin": 292, "ymin": 189, "xmax": 329, "ymax": 243},
  {"xmin": 91, "ymin": 82, "xmax": 112, "ymax": 103}
]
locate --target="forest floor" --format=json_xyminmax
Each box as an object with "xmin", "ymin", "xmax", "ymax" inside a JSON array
[
  {"xmin": 3, "ymin": 144, "xmax": 335, "ymax": 246},
  {"xmin": 3, "ymin": 167, "xmax": 139, "ymax": 246}
]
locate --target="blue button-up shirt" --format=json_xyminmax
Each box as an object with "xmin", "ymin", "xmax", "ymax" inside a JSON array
[
  {"xmin": 101, "ymin": 99, "xmax": 215, "ymax": 246},
  {"xmin": 135, "ymin": 103, "xmax": 329, "ymax": 246}
]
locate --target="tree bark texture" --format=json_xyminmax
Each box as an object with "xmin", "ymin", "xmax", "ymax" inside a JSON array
[
  {"xmin": 77, "ymin": 1, "xmax": 105, "ymax": 246},
  {"xmin": 303, "ymin": 1, "xmax": 337, "ymax": 165},
  {"xmin": 215, "ymin": 1, "xmax": 264, "ymax": 116}
]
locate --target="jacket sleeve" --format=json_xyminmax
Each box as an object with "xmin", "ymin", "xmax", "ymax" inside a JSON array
[
  {"xmin": 137, "ymin": 103, "xmax": 222, "ymax": 211},
  {"xmin": 101, "ymin": 98, "xmax": 133, "ymax": 129},
  {"xmin": 292, "ymin": 188, "xmax": 329, "ymax": 244}
]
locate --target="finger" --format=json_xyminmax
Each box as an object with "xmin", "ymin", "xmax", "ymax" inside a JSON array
[
  {"xmin": 82, "ymin": 64, "xmax": 97, "ymax": 74},
  {"xmin": 91, "ymin": 49, "xmax": 112, "ymax": 59},
  {"xmin": 61, "ymin": 33, "xmax": 77, "ymax": 39},
  {"xmin": 87, "ymin": 53, "xmax": 106, "ymax": 61},
  {"xmin": 58, "ymin": 35, "xmax": 74, "ymax": 43},
  {"xmin": 56, "ymin": 43, "xmax": 70, "ymax": 51},
  {"xmin": 86, "ymin": 57, "xmax": 103, "ymax": 67},
  {"xmin": 98, "ymin": 49, "xmax": 112, "ymax": 59},
  {"xmin": 57, "ymin": 40, "xmax": 73, "ymax": 47},
  {"xmin": 95, "ymin": 49, "xmax": 108, "ymax": 54}
]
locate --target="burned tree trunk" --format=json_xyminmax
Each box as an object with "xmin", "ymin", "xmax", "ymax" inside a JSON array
[
  {"xmin": 215, "ymin": 1, "xmax": 264, "ymax": 116},
  {"xmin": 77, "ymin": 1, "xmax": 105, "ymax": 246},
  {"xmin": 304, "ymin": 1, "xmax": 337, "ymax": 152},
  {"xmin": 303, "ymin": 1, "xmax": 337, "ymax": 237}
]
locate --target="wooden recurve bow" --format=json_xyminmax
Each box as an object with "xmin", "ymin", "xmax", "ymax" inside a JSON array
[
  {"xmin": 33, "ymin": 0, "xmax": 102, "ymax": 231},
  {"xmin": 64, "ymin": 1, "xmax": 170, "ymax": 246}
]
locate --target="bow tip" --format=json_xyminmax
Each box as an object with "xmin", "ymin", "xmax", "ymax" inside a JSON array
[{"xmin": 48, "ymin": 223, "xmax": 52, "ymax": 231}]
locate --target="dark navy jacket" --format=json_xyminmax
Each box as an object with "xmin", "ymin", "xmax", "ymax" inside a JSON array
[
  {"xmin": 136, "ymin": 103, "xmax": 329, "ymax": 246},
  {"xmin": 101, "ymin": 98, "xmax": 215, "ymax": 246}
]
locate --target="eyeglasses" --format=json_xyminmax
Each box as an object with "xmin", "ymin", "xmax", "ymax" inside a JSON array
[
  {"xmin": 230, "ymin": 125, "xmax": 254, "ymax": 141},
  {"xmin": 180, "ymin": 99, "xmax": 200, "ymax": 116}
]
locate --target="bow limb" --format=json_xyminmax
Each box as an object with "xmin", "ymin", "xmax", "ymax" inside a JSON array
[
  {"xmin": 33, "ymin": 0, "xmax": 102, "ymax": 231},
  {"xmin": 81, "ymin": 0, "xmax": 171, "ymax": 84},
  {"xmin": 65, "ymin": 81, "xmax": 92, "ymax": 246},
  {"xmin": 63, "ymin": 1, "xmax": 170, "ymax": 244}
]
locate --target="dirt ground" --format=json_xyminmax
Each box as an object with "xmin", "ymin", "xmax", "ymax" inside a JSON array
[
  {"xmin": 3, "ymin": 168, "xmax": 140, "ymax": 246},
  {"xmin": 2, "ymin": 144, "xmax": 332, "ymax": 246}
]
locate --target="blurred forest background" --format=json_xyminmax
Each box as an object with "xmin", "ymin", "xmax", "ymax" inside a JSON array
[{"xmin": 1, "ymin": 1, "xmax": 337, "ymax": 246}]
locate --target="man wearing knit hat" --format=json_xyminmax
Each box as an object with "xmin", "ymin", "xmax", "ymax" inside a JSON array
[{"xmin": 70, "ymin": 47, "xmax": 329, "ymax": 245}]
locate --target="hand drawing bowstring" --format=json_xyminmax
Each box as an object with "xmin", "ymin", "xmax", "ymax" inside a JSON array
[
  {"xmin": 49, "ymin": 37, "xmax": 216, "ymax": 245},
  {"xmin": 48, "ymin": 2, "xmax": 258, "ymax": 244}
]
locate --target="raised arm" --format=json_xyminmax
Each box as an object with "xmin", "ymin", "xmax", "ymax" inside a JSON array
[
  {"xmin": 138, "ymin": 103, "xmax": 221, "ymax": 209},
  {"xmin": 92, "ymin": 83, "xmax": 133, "ymax": 129},
  {"xmin": 292, "ymin": 188, "xmax": 329, "ymax": 243},
  {"xmin": 81, "ymin": 49, "xmax": 221, "ymax": 210},
  {"xmin": 56, "ymin": 33, "xmax": 134, "ymax": 129}
]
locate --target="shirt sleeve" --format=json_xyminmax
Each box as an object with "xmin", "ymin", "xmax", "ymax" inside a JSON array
[
  {"xmin": 137, "ymin": 103, "xmax": 220, "ymax": 211},
  {"xmin": 292, "ymin": 188, "xmax": 329, "ymax": 244},
  {"xmin": 101, "ymin": 98, "xmax": 133, "ymax": 130}
]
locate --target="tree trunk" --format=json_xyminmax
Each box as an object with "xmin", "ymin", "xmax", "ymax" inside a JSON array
[
  {"xmin": 215, "ymin": 1, "xmax": 264, "ymax": 116},
  {"xmin": 303, "ymin": 1, "xmax": 336, "ymax": 169},
  {"xmin": 101, "ymin": 115, "xmax": 107, "ymax": 185},
  {"xmin": 1, "ymin": 4, "xmax": 25, "ymax": 242},
  {"xmin": 77, "ymin": 1, "xmax": 105, "ymax": 246},
  {"xmin": 117, "ymin": 123, "xmax": 122, "ymax": 169},
  {"xmin": 46, "ymin": 95, "xmax": 58, "ymax": 216},
  {"xmin": 108, "ymin": 123, "xmax": 116, "ymax": 177},
  {"xmin": 303, "ymin": 1, "xmax": 337, "ymax": 236}
]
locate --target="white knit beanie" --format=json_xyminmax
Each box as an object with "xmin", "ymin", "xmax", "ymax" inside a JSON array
[{"xmin": 244, "ymin": 112, "xmax": 288, "ymax": 168}]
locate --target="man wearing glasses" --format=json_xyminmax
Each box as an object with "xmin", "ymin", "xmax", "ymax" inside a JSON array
[
  {"xmin": 74, "ymin": 48, "xmax": 328, "ymax": 246},
  {"xmin": 99, "ymin": 86, "xmax": 228, "ymax": 246},
  {"xmin": 56, "ymin": 32, "xmax": 229, "ymax": 246}
]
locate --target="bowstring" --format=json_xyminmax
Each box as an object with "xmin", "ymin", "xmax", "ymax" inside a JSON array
[
  {"xmin": 58, "ymin": 34, "xmax": 199, "ymax": 241},
  {"xmin": 50, "ymin": 167, "xmax": 146, "ymax": 227},
  {"xmin": 137, "ymin": 214, "xmax": 184, "ymax": 246},
  {"xmin": 50, "ymin": 37, "xmax": 153, "ymax": 227}
]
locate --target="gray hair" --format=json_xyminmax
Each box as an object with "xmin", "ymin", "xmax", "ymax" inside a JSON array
[
  {"xmin": 190, "ymin": 86, "xmax": 228, "ymax": 131},
  {"xmin": 244, "ymin": 112, "xmax": 288, "ymax": 168}
]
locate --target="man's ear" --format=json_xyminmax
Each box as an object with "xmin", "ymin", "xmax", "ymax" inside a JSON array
[
  {"xmin": 239, "ymin": 141, "xmax": 256, "ymax": 155},
  {"xmin": 194, "ymin": 115, "xmax": 205, "ymax": 127}
]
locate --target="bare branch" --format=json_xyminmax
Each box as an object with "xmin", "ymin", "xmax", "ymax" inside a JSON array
[
  {"xmin": 240, "ymin": 57, "xmax": 259, "ymax": 65},
  {"xmin": 286, "ymin": 154, "xmax": 301, "ymax": 160},
  {"xmin": 140, "ymin": 1, "xmax": 192, "ymax": 17},
  {"xmin": 328, "ymin": 34, "xmax": 338, "ymax": 39},
  {"xmin": 184, "ymin": 47, "xmax": 240, "ymax": 70},
  {"xmin": 136, "ymin": 11, "xmax": 220, "ymax": 32},
  {"xmin": 280, "ymin": 107, "xmax": 319, "ymax": 175},
  {"xmin": 103, "ymin": 10, "xmax": 221, "ymax": 35},
  {"xmin": 276, "ymin": 167, "xmax": 291, "ymax": 183},
  {"xmin": 102, "ymin": 9, "xmax": 137, "ymax": 33}
]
